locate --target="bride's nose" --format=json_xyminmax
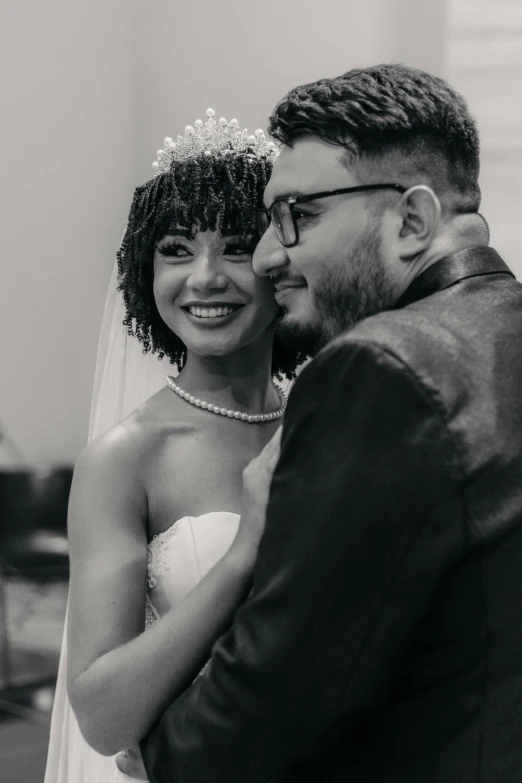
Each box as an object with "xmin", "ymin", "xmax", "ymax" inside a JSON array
[{"xmin": 187, "ymin": 254, "xmax": 228, "ymax": 292}]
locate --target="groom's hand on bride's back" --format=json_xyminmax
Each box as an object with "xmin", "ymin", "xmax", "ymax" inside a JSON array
[{"xmin": 231, "ymin": 426, "xmax": 282, "ymax": 567}]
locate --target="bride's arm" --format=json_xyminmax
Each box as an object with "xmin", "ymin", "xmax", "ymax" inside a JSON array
[{"xmin": 66, "ymin": 423, "xmax": 268, "ymax": 757}]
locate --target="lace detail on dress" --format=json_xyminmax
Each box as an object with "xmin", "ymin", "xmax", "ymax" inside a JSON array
[
  {"xmin": 145, "ymin": 593, "xmax": 160, "ymax": 628},
  {"xmin": 146, "ymin": 521, "xmax": 180, "ymax": 589}
]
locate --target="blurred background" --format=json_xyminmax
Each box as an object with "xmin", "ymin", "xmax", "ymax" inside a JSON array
[{"xmin": 0, "ymin": 0, "xmax": 520, "ymax": 779}]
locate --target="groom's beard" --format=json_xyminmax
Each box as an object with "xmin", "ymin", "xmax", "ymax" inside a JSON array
[{"xmin": 277, "ymin": 223, "xmax": 393, "ymax": 355}]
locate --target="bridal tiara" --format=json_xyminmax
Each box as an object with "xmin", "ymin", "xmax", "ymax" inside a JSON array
[{"xmin": 151, "ymin": 108, "xmax": 280, "ymax": 175}]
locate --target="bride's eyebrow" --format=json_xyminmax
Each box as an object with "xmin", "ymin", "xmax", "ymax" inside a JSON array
[{"xmin": 221, "ymin": 229, "xmax": 256, "ymax": 240}]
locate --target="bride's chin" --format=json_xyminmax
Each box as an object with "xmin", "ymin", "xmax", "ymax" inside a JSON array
[{"xmin": 183, "ymin": 338, "xmax": 242, "ymax": 359}]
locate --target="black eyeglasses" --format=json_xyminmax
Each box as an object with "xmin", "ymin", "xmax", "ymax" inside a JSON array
[{"xmin": 256, "ymin": 184, "xmax": 406, "ymax": 248}]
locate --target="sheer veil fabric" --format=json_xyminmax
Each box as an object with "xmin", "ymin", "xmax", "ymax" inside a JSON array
[
  {"xmin": 44, "ymin": 263, "xmax": 178, "ymax": 783},
  {"xmin": 88, "ymin": 262, "xmax": 180, "ymax": 441}
]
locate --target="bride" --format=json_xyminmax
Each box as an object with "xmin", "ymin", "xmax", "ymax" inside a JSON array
[{"xmin": 44, "ymin": 109, "xmax": 304, "ymax": 782}]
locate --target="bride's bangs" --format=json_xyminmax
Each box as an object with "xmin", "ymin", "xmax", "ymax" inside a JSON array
[{"xmin": 150, "ymin": 153, "xmax": 271, "ymax": 241}]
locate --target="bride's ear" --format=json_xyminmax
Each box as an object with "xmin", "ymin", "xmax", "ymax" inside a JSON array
[{"xmin": 396, "ymin": 186, "xmax": 441, "ymax": 260}]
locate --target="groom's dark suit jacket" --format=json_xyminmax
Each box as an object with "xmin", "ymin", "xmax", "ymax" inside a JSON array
[{"xmin": 141, "ymin": 246, "xmax": 522, "ymax": 782}]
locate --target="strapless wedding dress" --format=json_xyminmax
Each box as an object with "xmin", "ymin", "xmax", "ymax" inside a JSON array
[{"xmin": 44, "ymin": 512, "xmax": 240, "ymax": 783}]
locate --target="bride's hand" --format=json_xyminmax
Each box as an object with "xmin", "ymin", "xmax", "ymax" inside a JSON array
[
  {"xmin": 232, "ymin": 426, "xmax": 282, "ymax": 566},
  {"xmin": 115, "ymin": 747, "xmax": 148, "ymax": 780}
]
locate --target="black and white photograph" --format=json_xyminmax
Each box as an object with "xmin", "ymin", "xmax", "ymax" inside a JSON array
[{"xmin": 1, "ymin": 1, "xmax": 521, "ymax": 781}]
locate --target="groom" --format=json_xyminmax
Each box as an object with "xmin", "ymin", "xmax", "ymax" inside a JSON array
[{"xmin": 138, "ymin": 64, "xmax": 522, "ymax": 781}]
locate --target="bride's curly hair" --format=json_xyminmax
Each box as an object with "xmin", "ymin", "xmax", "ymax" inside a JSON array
[{"xmin": 117, "ymin": 153, "xmax": 306, "ymax": 380}]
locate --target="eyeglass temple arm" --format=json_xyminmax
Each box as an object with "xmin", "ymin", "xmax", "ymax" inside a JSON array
[{"xmin": 294, "ymin": 184, "xmax": 406, "ymax": 205}]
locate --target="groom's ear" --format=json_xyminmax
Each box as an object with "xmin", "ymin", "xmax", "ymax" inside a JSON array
[{"xmin": 395, "ymin": 185, "xmax": 441, "ymax": 260}]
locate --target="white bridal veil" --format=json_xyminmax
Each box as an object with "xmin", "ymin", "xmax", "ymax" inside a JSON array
[
  {"xmin": 44, "ymin": 262, "xmax": 179, "ymax": 783},
  {"xmin": 88, "ymin": 263, "xmax": 180, "ymax": 440}
]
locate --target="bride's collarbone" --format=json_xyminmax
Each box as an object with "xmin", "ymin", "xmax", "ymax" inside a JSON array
[
  {"xmin": 145, "ymin": 452, "xmax": 243, "ymax": 538},
  {"xmin": 140, "ymin": 385, "xmax": 280, "ymax": 445},
  {"xmin": 127, "ymin": 397, "xmax": 279, "ymax": 534},
  {"xmin": 140, "ymin": 422, "xmax": 251, "ymax": 536},
  {"xmin": 139, "ymin": 400, "xmax": 278, "ymax": 460}
]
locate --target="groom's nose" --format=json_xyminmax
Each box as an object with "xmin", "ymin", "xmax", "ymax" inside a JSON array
[{"xmin": 253, "ymin": 226, "xmax": 289, "ymax": 277}]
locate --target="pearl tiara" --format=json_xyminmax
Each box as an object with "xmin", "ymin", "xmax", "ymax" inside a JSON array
[{"xmin": 151, "ymin": 108, "xmax": 279, "ymax": 176}]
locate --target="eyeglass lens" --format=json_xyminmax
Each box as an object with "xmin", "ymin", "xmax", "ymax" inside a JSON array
[
  {"xmin": 256, "ymin": 209, "xmax": 270, "ymax": 237},
  {"xmin": 256, "ymin": 202, "xmax": 296, "ymax": 247},
  {"xmin": 272, "ymin": 201, "xmax": 296, "ymax": 247}
]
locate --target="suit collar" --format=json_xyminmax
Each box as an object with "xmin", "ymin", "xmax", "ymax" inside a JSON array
[{"xmin": 396, "ymin": 246, "xmax": 514, "ymax": 309}]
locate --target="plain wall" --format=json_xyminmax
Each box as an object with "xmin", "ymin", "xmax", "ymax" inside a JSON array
[
  {"xmin": 448, "ymin": 0, "xmax": 522, "ymax": 272},
  {"xmin": 0, "ymin": 0, "xmax": 450, "ymax": 465},
  {"xmin": 136, "ymin": 0, "xmax": 446, "ymax": 182},
  {"xmin": 0, "ymin": 2, "xmax": 140, "ymax": 466}
]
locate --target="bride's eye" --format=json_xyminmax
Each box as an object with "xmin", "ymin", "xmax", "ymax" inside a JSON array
[
  {"xmin": 156, "ymin": 241, "xmax": 192, "ymax": 261},
  {"xmin": 224, "ymin": 241, "xmax": 256, "ymax": 259}
]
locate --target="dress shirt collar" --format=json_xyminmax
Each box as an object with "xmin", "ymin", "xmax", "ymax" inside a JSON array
[{"xmin": 396, "ymin": 246, "xmax": 514, "ymax": 309}]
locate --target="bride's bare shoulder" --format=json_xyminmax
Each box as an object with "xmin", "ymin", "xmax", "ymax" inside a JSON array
[{"xmin": 76, "ymin": 387, "xmax": 190, "ymax": 477}]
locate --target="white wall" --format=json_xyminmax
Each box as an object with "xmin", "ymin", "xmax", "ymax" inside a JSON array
[
  {"xmin": 448, "ymin": 0, "xmax": 522, "ymax": 275},
  {"xmin": 0, "ymin": 0, "xmax": 447, "ymax": 465},
  {"xmin": 136, "ymin": 0, "xmax": 447, "ymax": 182},
  {"xmin": 0, "ymin": 2, "xmax": 140, "ymax": 465}
]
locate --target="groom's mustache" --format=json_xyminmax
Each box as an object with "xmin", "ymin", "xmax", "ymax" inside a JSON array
[{"xmin": 270, "ymin": 273, "xmax": 307, "ymax": 291}]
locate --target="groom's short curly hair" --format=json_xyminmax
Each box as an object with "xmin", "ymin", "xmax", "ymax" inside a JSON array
[
  {"xmin": 269, "ymin": 63, "xmax": 481, "ymax": 214},
  {"xmin": 117, "ymin": 153, "xmax": 306, "ymax": 380}
]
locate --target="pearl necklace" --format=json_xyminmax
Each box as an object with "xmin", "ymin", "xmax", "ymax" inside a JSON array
[{"xmin": 166, "ymin": 376, "xmax": 287, "ymax": 424}]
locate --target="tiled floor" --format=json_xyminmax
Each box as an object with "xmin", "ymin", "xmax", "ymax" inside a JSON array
[{"xmin": 0, "ymin": 578, "xmax": 68, "ymax": 783}]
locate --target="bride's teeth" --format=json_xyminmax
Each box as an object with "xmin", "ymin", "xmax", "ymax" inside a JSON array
[{"xmin": 188, "ymin": 305, "xmax": 238, "ymax": 318}]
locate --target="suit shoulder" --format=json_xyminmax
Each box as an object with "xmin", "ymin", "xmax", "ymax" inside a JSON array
[
  {"xmin": 334, "ymin": 308, "xmax": 436, "ymax": 353},
  {"xmin": 302, "ymin": 308, "xmax": 473, "ymax": 428},
  {"xmin": 295, "ymin": 313, "xmax": 438, "ymax": 406},
  {"xmin": 323, "ymin": 307, "xmax": 461, "ymax": 381}
]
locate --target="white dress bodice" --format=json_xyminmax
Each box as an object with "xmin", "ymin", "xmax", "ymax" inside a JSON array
[{"xmin": 145, "ymin": 511, "xmax": 241, "ymax": 623}]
